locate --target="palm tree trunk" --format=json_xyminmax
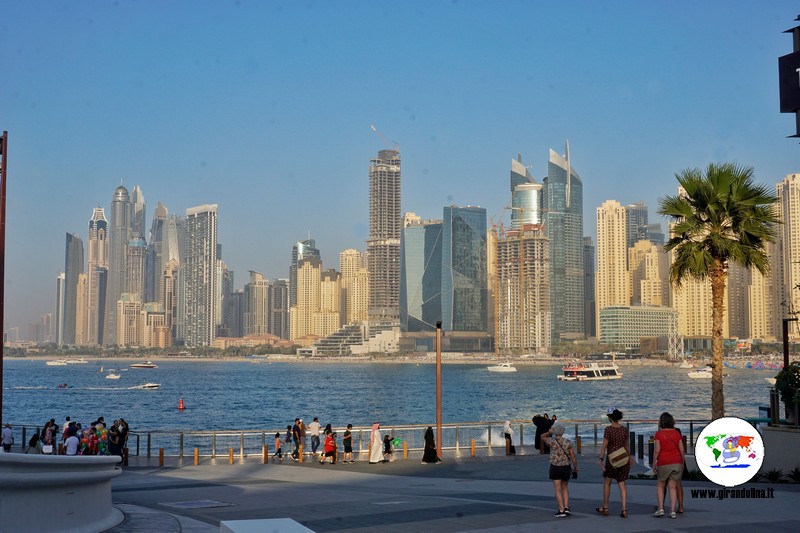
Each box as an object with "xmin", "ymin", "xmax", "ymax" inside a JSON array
[{"xmin": 710, "ymin": 260, "xmax": 727, "ymax": 420}]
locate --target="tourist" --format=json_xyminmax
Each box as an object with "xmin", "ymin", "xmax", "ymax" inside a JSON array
[
  {"xmin": 284, "ymin": 425, "xmax": 293, "ymax": 449},
  {"xmin": 342, "ymin": 424, "xmax": 354, "ymax": 463},
  {"xmin": 298, "ymin": 419, "xmax": 307, "ymax": 457},
  {"xmin": 291, "ymin": 419, "xmax": 301, "ymax": 461},
  {"xmin": 543, "ymin": 423, "xmax": 578, "ymax": 518},
  {"xmin": 1, "ymin": 423, "xmax": 13, "ymax": 453},
  {"xmin": 320, "ymin": 431, "xmax": 336, "ymax": 464},
  {"xmin": 597, "ymin": 408, "xmax": 632, "ymax": 518},
  {"xmin": 369, "ymin": 422, "xmax": 383, "ymax": 464},
  {"xmin": 118, "ymin": 418, "xmax": 129, "ymax": 449},
  {"xmin": 421, "ymin": 426, "xmax": 441, "ymax": 464},
  {"xmin": 108, "ymin": 426, "xmax": 123, "ymax": 458},
  {"xmin": 40, "ymin": 421, "xmax": 54, "ymax": 454},
  {"xmin": 532, "ymin": 414, "xmax": 548, "ymax": 452},
  {"xmin": 64, "ymin": 427, "xmax": 80, "ymax": 456},
  {"xmin": 383, "ymin": 434, "xmax": 394, "ymax": 462},
  {"xmin": 503, "ymin": 420, "xmax": 515, "ymax": 455},
  {"xmin": 26, "ymin": 433, "xmax": 43, "ymax": 454},
  {"xmin": 272, "ymin": 432, "xmax": 284, "ymax": 462},
  {"xmin": 652, "ymin": 412, "xmax": 685, "ymax": 519},
  {"xmin": 308, "ymin": 417, "xmax": 321, "ymax": 455}
]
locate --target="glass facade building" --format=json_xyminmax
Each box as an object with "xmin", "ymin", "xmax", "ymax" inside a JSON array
[
  {"xmin": 400, "ymin": 219, "xmax": 442, "ymax": 332},
  {"xmin": 442, "ymin": 206, "xmax": 488, "ymax": 332}
]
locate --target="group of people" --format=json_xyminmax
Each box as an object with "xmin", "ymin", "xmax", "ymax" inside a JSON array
[
  {"xmin": 269, "ymin": 418, "xmax": 441, "ymax": 465},
  {"xmin": 542, "ymin": 407, "xmax": 685, "ymax": 520},
  {"xmin": 1, "ymin": 416, "xmax": 130, "ymax": 458}
]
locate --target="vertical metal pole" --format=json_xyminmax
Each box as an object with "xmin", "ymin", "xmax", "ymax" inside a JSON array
[
  {"xmin": 436, "ymin": 321, "xmax": 442, "ymax": 461},
  {"xmin": 212, "ymin": 432, "xmax": 216, "ymax": 458},
  {"xmin": 0, "ymin": 131, "xmax": 8, "ymax": 424},
  {"xmin": 179, "ymin": 433, "xmax": 184, "ymax": 458}
]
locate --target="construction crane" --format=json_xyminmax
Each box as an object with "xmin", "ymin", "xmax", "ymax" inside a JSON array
[{"xmin": 370, "ymin": 124, "xmax": 400, "ymax": 152}]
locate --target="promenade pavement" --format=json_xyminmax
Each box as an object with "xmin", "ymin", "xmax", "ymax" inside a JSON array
[{"xmin": 107, "ymin": 447, "xmax": 800, "ymax": 532}]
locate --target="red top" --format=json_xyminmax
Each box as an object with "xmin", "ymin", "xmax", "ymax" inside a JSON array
[
  {"xmin": 324, "ymin": 435, "xmax": 335, "ymax": 453},
  {"xmin": 655, "ymin": 428, "xmax": 683, "ymax": 466}
]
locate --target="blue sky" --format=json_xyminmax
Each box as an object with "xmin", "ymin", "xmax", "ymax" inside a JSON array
[{"xmin": 2, "ymin": 0, "xmax": 798, "ymax": 332}]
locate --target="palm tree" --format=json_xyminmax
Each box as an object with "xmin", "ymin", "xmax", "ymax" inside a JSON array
[{"xmin": 659, "ymin": 163, "xmax": 780, "ymax": 420}]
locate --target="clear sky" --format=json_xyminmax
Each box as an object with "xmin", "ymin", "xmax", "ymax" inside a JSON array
[{"xmin": 2, "ymin": 1, "xmax": 798, "ymax": 333}]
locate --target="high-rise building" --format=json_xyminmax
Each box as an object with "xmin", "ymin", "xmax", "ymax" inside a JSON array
[
  {"xmin": 638, "ymin": 223, "xmax": 665, "ymax": 246},
  {"xmin": 340, "ymin": 249, "xmax": 368, "ymax": 326},
  {"xmin": 583, "ymin": 236, "xmax": 596, "ymax": 339},
  {"xmin": 624, "ymin": 202, "xmax": 648, "ymax": 252},
  {"xmin": 367, "ymin": 149, "xmax": 401, "ymax": 325},
  {"xmin": 125, "ymin": 237, "xmax": 146, "ymax": 301},
  {"xmin": 290, "ymin": 239, "xmax": 320, "ymax": 307},
  {"xmin": 182, "ymin": 204, "xmax": 218, "ymax": 347},
  {"xmin": 104, "ymin": 185, "xmax": 132, "ymax": 345},
  {"xmin": 131, "ymin": 185, "xmax": 146, "ymax": 238},
  {"xmin": 631, "ymin": 241, "xmax": 670, "ymax": 307},
  {"xmin": 316, "ymin": 269, "xmax": 341, "ymax": 337},
  {"xmin": 244, "ymin": 271, "xmax": 270, "ymax": 335},
  {"xmin": 400, "ymin": 214, "xmax": 442, "ymax": 332},
  {"xmin": 599, "ymin": 305, "xmax": 676, "ymax": 350},
  {"xmin": 55, "ymin": 273, "xmax": 66, "ymax": 345},
  {"xmin": 777, "ymin": 174, "xmax": 800, "ymax": 338},
  {"xmin": 63, "ymin": 232, "xmax": 84, "ymax": 345},
  {"xmin": 596, "ymin": 200, "xmax": 630, "ymax": 337},
  {"xmin": 268, "ymin": 279, "xmax": 289, "ymax": 339},
  {"xmin": 543, "ymin": 144, "xmax": 584, "ymax": 344},
  {"xmin": 290, "ymin": 257, "xmax": 322, "ymax": 340},
  {"xmin": 85, "ymin": 207, "xmax": 108, "ymax": 346},
  {"xmin": 161, "ymin": 259, "xmax": 180, "ymax": 344},
  {"xmin": 117, "ymin": 292, "xmax": 142, "ymax": 347},
  {"xmin": 146, "ymin": 202, "xmax": 169, "ymax": 303},
  {"xmin": 442, "ymin": 206, "xmax": 488, "ymax": 332},
  {"xmin": 494, "ymin": 225, "xmax": 550, "ymax": 353}
]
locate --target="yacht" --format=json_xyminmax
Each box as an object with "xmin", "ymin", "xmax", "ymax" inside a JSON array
[
  {"xmin": 687, "ymin": 366, "xmax": 713, "ymax": 379},
  {"xmin": 487, "ymin": 362, "xmax": 517, "ymax": 373},
  {"xmin": 130, "ymin": 360, "xmax": 158, "ymax": 369},
  {"xmin": 65, "ymin": 357, "xmax": 88, "ymax": 364},
  {"xmin": 46, "ymin": 359, "xmax": 69, "ymax": 366},
  {"xmin": 558, "ymin": 361, "xmax": 622, "ymax": 381},
  {"xmin": 105, "ymin": 373, "xmax": 121, "ymax": 380}
]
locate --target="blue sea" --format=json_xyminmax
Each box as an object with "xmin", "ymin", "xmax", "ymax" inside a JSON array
[{"xmin": 1, "ymin": 358, "xmax": 778, "ymax": 432}]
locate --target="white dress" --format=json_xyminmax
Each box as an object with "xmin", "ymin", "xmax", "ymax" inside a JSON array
[{"xmin": 369, "ymin": 428, "xmax": 383, "ymax": 463}]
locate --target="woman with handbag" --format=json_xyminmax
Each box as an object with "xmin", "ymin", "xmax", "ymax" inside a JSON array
[
  {"xmin": 543, "ymin": 423, "xmax": 578, "ymax": 518},
  {"xmin": 597, "ymin": 408, "xmax": 632, "ymax": 518}
]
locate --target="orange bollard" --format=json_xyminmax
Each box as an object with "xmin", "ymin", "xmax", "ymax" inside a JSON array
[
  {"xmin": 229, "ymin": 448, "xmax": 234, "ymax": 465},
  {"xmin": 298, "ymin": 443, "xmax": 304, "ymax": 463},
  {"xmin": 403, "ymin": 441, "xmax": 408, "ymax": 460},
  {"xmin": 159, "ymin": 448, "xmax": 164, "ymax": 467},
  {"xmin": 576, "ymin": 436, "xmax": 582, "ymax": 454},
  {"xmin": 123, "ymin": 447, "xmax": 129, "ymax": 466},
  {"xmin": 194, "ymin": 448, "xmax": 199, "ymax": 466},
  {"xmin": 263, "ymin": 445, "xmax": 268, "ymax": 464},
  {"xmin": 471, "ymin": 439, "xmax": 476, "ymax": 457}
]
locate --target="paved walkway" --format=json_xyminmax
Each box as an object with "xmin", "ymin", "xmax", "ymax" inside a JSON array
[{"xmin": 108, "ymin": 450, "xmax": 800, "ymax": 532}]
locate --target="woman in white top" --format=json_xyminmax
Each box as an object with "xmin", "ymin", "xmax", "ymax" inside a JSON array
[{"xmin": 369, "ymin": 422, "xmax": 383, "ymax": 464}]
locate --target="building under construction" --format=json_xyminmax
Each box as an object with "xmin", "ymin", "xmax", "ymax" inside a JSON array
[{"xmin": 493, "ymin": 224, "xmax": 551, "ymax": 354}]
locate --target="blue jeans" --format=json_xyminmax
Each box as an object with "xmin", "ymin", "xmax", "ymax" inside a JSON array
[{"xmin": 311, "ymin": 435, "xmax": 320, "ymax": 453}]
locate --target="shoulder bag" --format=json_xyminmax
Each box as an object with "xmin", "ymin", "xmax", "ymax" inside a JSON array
[{"xmin": 608, "ymin": 446, "xmax": 629, "ymax": 468}]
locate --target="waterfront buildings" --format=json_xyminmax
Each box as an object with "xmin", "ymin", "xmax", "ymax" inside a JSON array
[
  {"xmin": 289, "ymin": 256, "xmax": 322, "ymax": 341},
  {"xmin": 367, "ymin": 149, "xmax": 401, "ymax": 326},
  {"xmin": 289, "ymin": 239, "xmax": 320, "ymax": 308},
  {"xmin": 62, "ymin": 232, "xmax": 84, "ymax": 345},
  {"xmin": 777, "ymin": 173, "xmax": 800, "ymax": 338},
  {"xmin": 340, "ymin": 249, "xmax": 369, "ymax": 327},
  {"xmin": 269, "ymin": 279, "xmax": 290, "ymax": 340},
  {"xmin": 244, "ymin": 271, "xmax": 270, "ymax": 336},
  {"xmin": 181, "ymin": 204, "xmax": 218, "ymax": 347},
  {"xmin": 146, "ymin": 202, "xmax": 168, "ymax": 304},
  {"xmin": 400, "ymin": 213, "xmax": 442, "ymax": 333},
  {"xmin": 54, "ymin": 273, "xmax": 65, "ymax": 345},
  {"xmin": 442, "ymin": 206, "xmax": 488, "ymax": 334},
  {"xmin": 599, "ymin": 305, "xmax": 677, "ymax": 350},
  {"xmin": 84, "ymin": 207, "xmax": 108, "ymax": 346},
  {"xmin": 596, "ymin": 200, "xmax": 630, "ymax": 337},
  {"xmin": 583, "ymin": 237, "xmax": 596, "ymax": 339},
  {"xmin": 543, "ymin": 145, "xmax": 584, "ymax": 344},
  {"xmin": 104, "ymin": 185, "xmax": 132, "ymax": 345}
]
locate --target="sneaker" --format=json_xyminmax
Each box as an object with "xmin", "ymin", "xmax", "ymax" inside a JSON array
[
  {"xmin": 669, "ymin": 512, "xmax": 677, "ymax": 519},
  {"xmin": 554, "ymin": 511, "xmax": 567, "ymax": 518},
  {"xmin": 564, "ymin": 507, "xmax": 571, "ymax": 516},
  {"xmin": 653, "ymin": 509, "xmax": 664, "ymax": 517}
]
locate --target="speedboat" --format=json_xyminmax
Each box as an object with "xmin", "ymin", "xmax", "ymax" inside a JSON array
[
  {"xmin": 131, "ymin": 383, "xmax": 160, "ymax": 389},
  {"xmin": 487, "ymin": 362, "xmax": 517, "ymax": 372},
  {"xmin": 46, "ymin": 359, "xmax": 68, "ymax": 366},
  {"xmin": 558, "ymin": 361, "xmax": 622, "ymax": 381},
  {"xmin": 130, "ymin": 360, "xmax": 158, "ymax": 369},
  {"xmin": 687, "ymin": 366, "xmax": 712, "ymax": 379},
  {"xmin": 65, "ymin": 357, "xmax": 88, "ymax": 364},
  {"xmin": 105, "ymin": 373, "xmax": 121, "ymax": 380}
]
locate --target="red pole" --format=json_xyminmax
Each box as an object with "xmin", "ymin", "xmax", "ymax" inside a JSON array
[{"xmin": 0, "ymin": 131, "xmax": 7, "ymax": 424}]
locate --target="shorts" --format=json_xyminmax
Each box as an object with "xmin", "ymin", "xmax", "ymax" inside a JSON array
[
  {"xmin": 344, "ymin": 445, "xmax": 353, "ymax": 453},
  {"xmin": 549, "ymin": 464, "xmax": 572, "ymax": 481},
  {"xmin": 657, "ymin": 463, "xmax": 683, "ymax": 482},
  {"xmin": 324, "ymin": 450, "xmax": 335, "ymax": 457}
]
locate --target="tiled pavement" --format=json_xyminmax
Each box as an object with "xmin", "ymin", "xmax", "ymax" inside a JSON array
[{"xmin": 108, "ymin": 451, "xmax": 800, "ymax": 532}]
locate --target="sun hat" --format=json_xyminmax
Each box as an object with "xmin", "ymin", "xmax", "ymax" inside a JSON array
[
  {"xmin": 607, "ymin": 406, "xmax": 617, "ymax": 415},
  {"xmin": 551, "ymin": 423, "xmax": 565, "ymax": 436}
]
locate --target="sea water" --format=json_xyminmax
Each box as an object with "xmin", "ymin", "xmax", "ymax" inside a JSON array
[{"xmin": 1, "ymin": 359, "xmax": 777, "ymax": 432}]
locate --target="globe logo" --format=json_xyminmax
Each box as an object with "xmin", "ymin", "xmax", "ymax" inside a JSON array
[{"xmin": 695, "ymin": 417, "xmax": 764, "ymax": 487}]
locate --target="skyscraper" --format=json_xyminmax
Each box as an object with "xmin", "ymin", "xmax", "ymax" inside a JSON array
[
  {"xmin": 543, "ymin": 144, "xmax": 584, "ymax": 344},
  {"xmin": 182, "ymin": 204, "xmax": 218, "ymax": 347},
  {"xmin": 510, "ymin": 156, "xmax": 542, "ymax": 230},
  {"xmin": 55, "ymin": 272, "xmax": 66, "ymax": 345},
  {"xmin": 86, "ymin": 207, "xmax": 108, "ymax": 345},
  {"xmin": 244, "ymin": 271, "xmax": 270, "ymax": 335},
  {"xmin": 441, "ymin": 206, "xmax": 487, "ymax": 333},
  {"xmin": 62, "ymin": 232, "xmax": 84, "ymax": 345},
  {"xmin": 268, "ymin": 279, "xmax": 289, "ymax": 339},
  {"xmin": 104, "ymin": 185, "xmax": 132, "ymax": 345},
  {"xmin": 131, "ymin": 185, "xmax": 146, "ymax": 238},
  {"xmin": 400, "ymin": 214, "xmax": 442, "ymax": 332},
  {"xmin": 290, "ymin": 239, "xmax": 320, "ymax": 307},
  {"xmin": 146, "ymin": 202, "xmax": 169, "ymax": 303},
  {"xmin": 624, "ymin": 202, "xmax": 648, "ymax": 252},
  {"xmin": 367, "ymin": 149, "xmax": 401, "ymax": 325},
  {"xmin": 596, "ymin": 200, "xmax": 630, "ymax": 336},
  {"xmin": 777, "ymin": 173, "xmax": 800, "ymax": 337},
  {"xmin": 583, "ymin": 236, "xmax": 596, "ymax": 339}
]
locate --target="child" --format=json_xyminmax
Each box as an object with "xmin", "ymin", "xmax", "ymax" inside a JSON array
[
  {"xmin": 320, "ymin": 431, "xmax": 336, "ymax": 464},
  {"xmin": 343, "ymin": 424, "xmax": 354, "ymax": 464},
  {"xmin": 272, "ymin": 432, "xmax": 283, "ymax": 462},
  {"xmin": 383, "ymin": 434, "xmax": 394, "ymax": 462}
]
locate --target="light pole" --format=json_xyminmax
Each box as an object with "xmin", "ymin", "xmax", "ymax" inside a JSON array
[
  {"xmin": 0, "ymin": 131, "xmax": 7, "ymax": 424},
  {"xmin": 782, "ymin": 317, "xmax": 797, "ymax": 370},
  {"xmin": 436, "ymin": 320, "xmax": 442, "ymax": 461}
]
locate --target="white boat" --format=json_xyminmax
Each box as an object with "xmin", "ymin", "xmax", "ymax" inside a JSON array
[
  {"xmin": 105, "ymin": 373, "xmax": 121, "ymax": 380},
  {"xmin": 765, "ymin": 377, "xmax": 777, "ymax": 386},
  {"xmin": 130, "ymin": 360, "xmax": 158, "ymax": 369},
  {"xmin": 46, "ymin": 359, "xmax": 69, "ymax": 366},
  {"xmin": 65, "ymin": 357, "xmax": 88, "ymax": 364},
  {"xmin": 679, "ymin": 359, "xmax": 693, "ymax": 369},
  {"xmin": 687, "ymin": 366, "xmax": 713, "ymax": 379},
  {"xmin": 558, "ymin": 361, "xmax": 622, "ymax": 381},
  {"xmin": 487, "ymin": 362, "xmax": 517, "ymax": 373},
  {"xmin": 131, "ymin": 383, "xmax": 160, "ymax": 389}
]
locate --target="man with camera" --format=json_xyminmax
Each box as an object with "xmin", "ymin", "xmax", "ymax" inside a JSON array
[{"xmin": 542, "ymin": 423, "xmax": 578, "ymax": 518}]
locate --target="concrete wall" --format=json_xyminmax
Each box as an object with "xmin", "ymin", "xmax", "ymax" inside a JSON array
[
  {"xmin": 0, "ymin": 454, "xmax": 123, "ymax": 533},
  {"xmin": 760, "ymin": 426, "xmax": 800, "ymax": 473}
]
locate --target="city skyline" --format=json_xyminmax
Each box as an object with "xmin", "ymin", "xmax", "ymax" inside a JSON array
[{"xmin": 3, "ymin": 1, "xmax": 799, "ymax": 330}]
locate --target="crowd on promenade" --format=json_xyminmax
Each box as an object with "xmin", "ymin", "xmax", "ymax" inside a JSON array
[{"xmin": 0, "ymin": 416, "xmax": 130, "ymax": 458}]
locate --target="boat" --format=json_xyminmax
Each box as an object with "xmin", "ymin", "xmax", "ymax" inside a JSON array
[
  {"xmin": 55, "ymin": 383, "xmax": 70, "ymax": 389},
  {"xmin": 105, "ymin": 373, "xmax": 121, "ymax": 380},
  {"xmin": 679, "ymin": 359, "xmax": 693, "ymax": 369},
  {"xmin": 130, "ymin": 360, "xmax": 158, "ymax": 369},
  {"xmin": 46, "ymin": 359, "xmax": 69, "ymax": 366},
  {"xmin": 487, "ymin": 362, "xmax": 517, "ymax": 373},
  {"xmin": 765, "ymin": 377, "xmax": 777, "ymax": 386},
  {"xmin": 558, "ymin": 361, "xmax": 622, "ymax": 381},
  {"xmin": 687, "ymin": 366, "xmax": 713, "ymax": 379},
  {"xmin": 131, "ymin": 383, "xmax": 160, "ymax": 389},
  {"xmin": 65, "ymin": 357, "xmax": 88, "ymax": 364}
]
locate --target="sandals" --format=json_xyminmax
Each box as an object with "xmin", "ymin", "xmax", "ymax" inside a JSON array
[
  {"xmin": 595, "ymin": 506, "xmax": 609, "ymax": 516},
  {"xmin": 621, "ymin": 509, "xmax": 628, "ymax": 518}
]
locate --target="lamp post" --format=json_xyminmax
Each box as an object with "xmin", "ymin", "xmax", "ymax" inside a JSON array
[
  {"xmin": 783, "ymin": 317, "xmax": 797, "ymax": 370},
  {"xmin": 435, "ymin": 320, "xmax": 442, "ymax": 461},
  {"xmin": 0, "ymin": 131, "xmax": 7, "ymax": 424}
]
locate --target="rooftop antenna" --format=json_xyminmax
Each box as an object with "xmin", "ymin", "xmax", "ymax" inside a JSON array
[{"xmin": 370, "ymin": 124, "xmax": 400, "ymax": 152}]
